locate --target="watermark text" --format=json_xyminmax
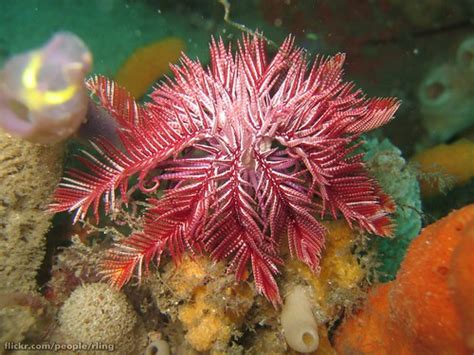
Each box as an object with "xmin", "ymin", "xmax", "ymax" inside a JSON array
[{"xmin": 4, "ymin": 342, "xmax": 115, "ymax": 352}]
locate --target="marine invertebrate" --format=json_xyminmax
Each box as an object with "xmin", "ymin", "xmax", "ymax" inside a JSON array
[
  {"xmin": 281, "ymin": 286, "xmax": 319, "ymax": 353},
  {"xmin": 0, "ymin": 131, "xmax": 63, "ymax": 293},
  {"xmin": 418, "ymin": 36, "xmax": 474, "ymax": 143},
  {"xmin": 50, "ymin": 35, "xmax": 399, "ymax": 304},
  {"xmin": 145, "ymin": 332, "xmax": 170, "ymax": 355},
  {"xmin": 150, "ymin": 255, "xmax": 255, "ymax": 352},
  {"xmin": 451, "ymin": 222, "xmax": 474, "ymax": 351},
  {"xmin": 334, "ymin": 205, "xmax": 474, "ymax": 354},
  {"xmin": 285, "ymin": 220, "xmax": 365, "ymax": 321},
  {"xmin": 412, "ymin": 138, "xmax": 474, "ymax": 197},
  {"xmin": 57, "ymin": 283, "xmax": 146, "ymax": 353},
  {"xmin": 0, "ymin": 32, "xmax": 91, "ymax": 144},
  {"xmin": 364, "ymin": 138, "xmax": 422, "ymax": 281},
  {"xmin": 115, "ymin": 37, "xmax": 185, "ymax": 98},
  {"xmin": 0, "ymin": 129, "xmax": 62, "ymax": 346}
]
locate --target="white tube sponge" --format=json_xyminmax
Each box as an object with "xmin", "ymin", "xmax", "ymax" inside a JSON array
[
  {"xmin": 0, "ymin": 32, "xmax": 91, "ymax": 144},
  {"xmin": 281, "ymin": 286, "xmax": 319, "ymax": 353}
]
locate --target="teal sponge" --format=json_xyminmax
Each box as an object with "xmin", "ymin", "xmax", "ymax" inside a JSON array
[{"xmin": 363, "ymin": 138, "xmax": 422, "ymax": 281}]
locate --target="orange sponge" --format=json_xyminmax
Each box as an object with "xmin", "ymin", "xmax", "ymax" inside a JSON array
[
  {"xmin": 450, "ymin": 221, "xmax": 474, "ymax": 351},
  {"xmin": 115, "ymin": 37, "xmax": 185, "ymax": 98},
  {"xmin": 411, "ymin": 139, "xmax": 474, "ymax": 197},
  {"xmin": 334, "ymin": 205, "xmax": 474, "ymax": 354}
]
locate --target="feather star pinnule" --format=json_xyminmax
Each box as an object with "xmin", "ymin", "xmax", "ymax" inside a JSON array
[{"xmin": 50, "ymin": 35, "xmax": 399, "ymax": 305}]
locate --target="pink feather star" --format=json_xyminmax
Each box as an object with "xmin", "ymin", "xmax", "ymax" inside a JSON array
[{"xmin": 50, "ymin": 35, "xmax": 399, "ymax": 305}]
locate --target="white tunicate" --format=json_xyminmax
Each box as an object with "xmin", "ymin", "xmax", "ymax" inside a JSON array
[
  {"xmin": 281, "ymin": 286, "xmax": 319, "ymax": 353},
  {"xmin": 145, "ymin": 339, "xmax": 170, "ymax": 355}
]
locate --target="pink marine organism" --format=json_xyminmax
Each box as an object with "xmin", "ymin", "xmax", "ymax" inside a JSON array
[
  {"xmin": 0, "ymin": 32, "xmax": 92, "ymax": 144},
  {"xmin": 50, "ymin": 35, "xmax": 399, "ymax": 305}
]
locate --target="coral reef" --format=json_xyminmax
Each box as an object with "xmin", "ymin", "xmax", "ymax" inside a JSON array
[
  {"xmin": 0, "ymin": 32, "xmax": 91, "ymax": 144},
  {"xmin": 147, "ymin": 222, "xmax": 363, "ymax": 354},
  {"xmin": 115, "ymin": 37, "xmax": 185, "ymax": 98},
  {"xmin": 412, "ymin": 138, "xmax": 474, "ymax": 197},
  {"xmin": 51, "ymin": 35, "xmax": 399, "ymax": 305},
  {"xmin": 1, "ymin": 1, "xmax": 473, "ymax": 353},
  {"xmin": 334, "ymin": 205, "xmax": 474, "ymax": 354},
  {"xmin": 46, "ymin": 169, "xmax": 380, "ymax": 354},
  {"xmin": 364, "ymin": 138, "xmax": 422, "ymax": 281},
  {"xmin": 57, "ymin": 282, "xmax": 147, "ymax": 354}
]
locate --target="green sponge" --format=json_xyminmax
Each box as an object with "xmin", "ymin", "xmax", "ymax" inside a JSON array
[{"xmin": 363, "ymin": 138, "xmax": 422, "ymax": 281}]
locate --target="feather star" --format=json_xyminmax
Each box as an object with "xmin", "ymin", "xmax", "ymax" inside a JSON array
[{"xmin": 50, "ymin": 35, "xmax": 399, "ymax": 306}]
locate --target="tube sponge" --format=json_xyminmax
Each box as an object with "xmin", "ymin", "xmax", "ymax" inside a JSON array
[
  {"xmin": 0, "ymin": 32, "xmax": 91, "ymax": 144},
  {"xmin": 281, "ymin": 286, "xmax": 319, "ymax": 353},
  {"xmin": 418, "ymin": 36, "xmax": 474, "ymax": 143}
]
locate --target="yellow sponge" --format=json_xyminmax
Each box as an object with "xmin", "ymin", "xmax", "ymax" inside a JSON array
[
  {"xmin": 179, "ymin": 287, "xmax": 232, "ymax": 352},
  {"xmin": 115, "ymin": 37, "xmax": 185, "ymax": 98},
  {"xmin": 286, "ymin": 220, "xmax": 364, "ymax": 318}
]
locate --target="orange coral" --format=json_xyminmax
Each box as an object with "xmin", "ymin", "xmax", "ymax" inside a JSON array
[
  {"xmin": 334, "ymin": 204, "xmax": 474, "ymax": 355},
  {"xmin": 115, "ymin": 37, "xmax": 185, "ymax": 98}
]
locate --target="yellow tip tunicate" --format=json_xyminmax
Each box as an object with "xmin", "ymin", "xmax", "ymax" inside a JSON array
[
  {"xmin": 0, "ymin": 32, "xmax": 92, "ymax": 144},
  {"xmin": 22, "ymin": 53, "xmax": 41, "ymax": 89},
  {"xmin": 115, "ymin": 37, "xmax": 185, "ymax": 98},
  {"xmin": 21, "ymin": 53, "xmax": 78, "ymax": 111},
  {"xmin": 412, "ymin": 139, "xmax": 474, "ymax": 197}
]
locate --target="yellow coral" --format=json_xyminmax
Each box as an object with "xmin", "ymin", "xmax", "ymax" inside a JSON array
[
  {"xmin": 115, "ymin": 37, "xmax": 185, "ymax": 98},
  {"xmin": 412, "ymin": 139, "xmax": 474, "ymax": 197},
  {"xmin": 286, "ymin": 220, "xmax": 364, "ymax": 318}
]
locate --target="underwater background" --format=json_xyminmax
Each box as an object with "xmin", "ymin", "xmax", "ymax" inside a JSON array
[{"xmin": 0, "ymin": 0, "xmax": 473, "ymax": 354}]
